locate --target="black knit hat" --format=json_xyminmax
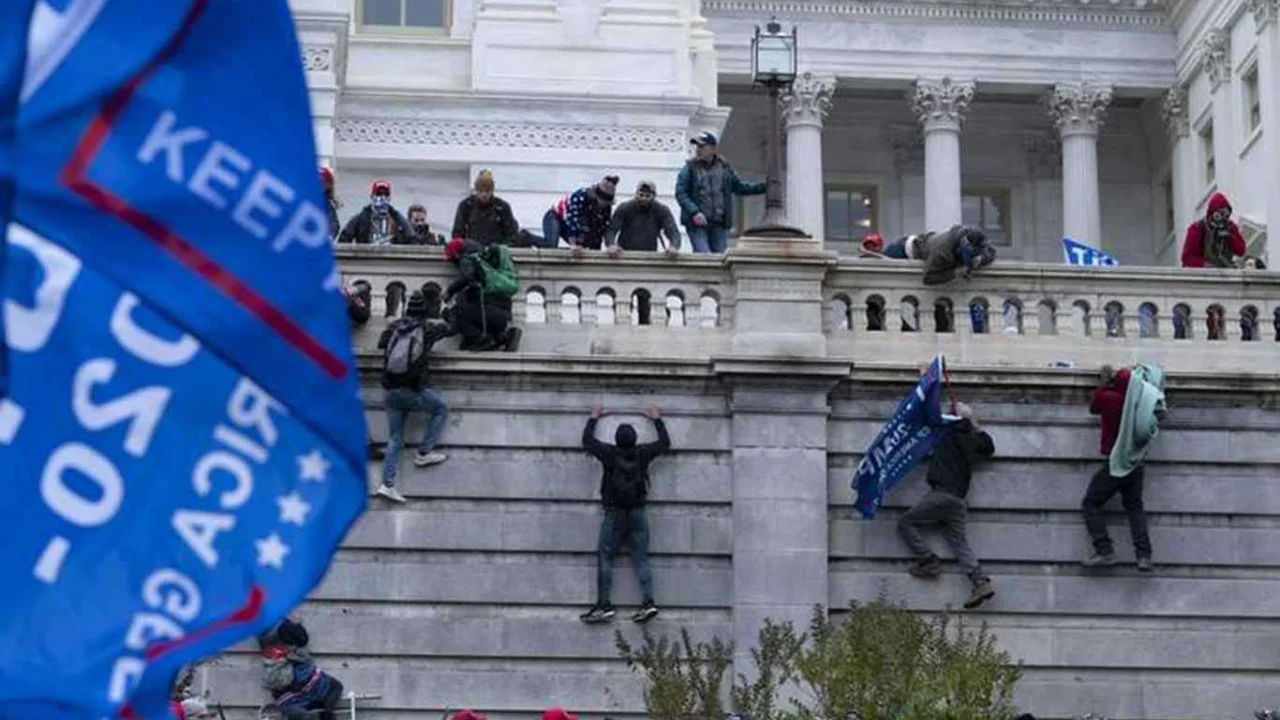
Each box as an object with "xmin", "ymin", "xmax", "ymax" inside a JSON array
[{"xmin": 406, "ymin": 290, "xmax": 429, "ymax": 318}]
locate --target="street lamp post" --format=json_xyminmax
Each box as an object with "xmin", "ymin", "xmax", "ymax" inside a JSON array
[{"xmin": 744, "ymin": 18, "xmax": 808, "ymax": 238}]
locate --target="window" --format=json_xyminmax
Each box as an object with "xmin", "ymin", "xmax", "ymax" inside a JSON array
[
  {"xmin": 961, "ymin": 188, "xmax": 1011, "ymax": 246},
  {"xmin": 1244, "ymin": 66, "xmax": 1262, "ymax": 133},
  {"xmin": 361, "ymin": 0, "xmax": 448, "ymax": 29},
  {"xmin": 1200, "ymin": 122, "xmax": 1216, "ymax": 184},
  {"xmin": 824, "ymin": 185, "xmax": 879, "ymax": 242}
]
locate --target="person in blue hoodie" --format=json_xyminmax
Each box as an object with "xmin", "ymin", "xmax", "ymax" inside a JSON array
[{"xmin": 259, "ymin": 618, "xmax": 345, "ymax": 720}]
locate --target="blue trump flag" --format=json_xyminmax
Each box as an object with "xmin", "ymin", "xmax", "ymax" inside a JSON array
[
  {"xmin": 0, "ymin": 0, "xmax": 38, "ymax": 399},
  {"xmin": 0, "ymin": 1, "xmax": 367, "ymax": 718},
  {"xmin": 851, "ymin": 356, "xmax": 952, "ymax": 519},
  {"xmin": 1063, "ymin": 237, "xmax": 1119, "ymax": 267}
]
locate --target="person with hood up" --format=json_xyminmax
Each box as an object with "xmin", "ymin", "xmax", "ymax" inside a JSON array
[
  {"xmin": 897, "ymin": 402, "xmax": 997, "ymax": 610},
  {"xmin": 337, "ymin": 180, "xmax": 413, "ymax": 245},
  {"xmin": 674, "ymin": 131, "xmax": 766, "ymax": 254},
  {"xmin": 451, "ymin": 169, "xmax": 521, "ymax": 246},
  {"xmin": 321, "ymin": 166, "xmax": 341, "ymax": 240},
  {"xmin": 258, "ymin": 618, "xmax": 345, "ymax": 720},
  {"xmin": 1081, "ymin": 364, "xmax": 1164, "ymax": 572},
  {"xmin": 543, "ymin": 175, "xmax": 619, "ymax": 253},
  {"xmin": 1181, "ymin": 191, "xmax": 1247, "ymax": 268},
  {"xmin": 580, "ymin": 404, "xmax": 671, "ymax": 624},
  {"xmin": 168, "ymin": 697, "xmax": 216, "ymax": 720}
]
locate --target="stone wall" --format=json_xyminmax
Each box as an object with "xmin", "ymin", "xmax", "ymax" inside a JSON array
[{"xmin": 198, "ymin": 244, "xmax": 1280, "ymax": 720}]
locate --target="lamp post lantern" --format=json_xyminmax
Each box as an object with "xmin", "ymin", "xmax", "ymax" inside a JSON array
[{"xmin": 745, "ymin": 18, "xmax": 808, "ymax": 238}]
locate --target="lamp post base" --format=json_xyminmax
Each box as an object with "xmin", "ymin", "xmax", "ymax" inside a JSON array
[{"xmin": 741, "ymin": 223, "xmax": 811, "ymax": 239}]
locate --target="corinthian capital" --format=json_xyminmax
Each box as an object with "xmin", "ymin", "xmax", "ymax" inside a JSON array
[
  {"xmin": 1162, "ymin": 85, "xmax": 1190, "ymax": 140},
  {"xmin": 1047, "ymin": 83, "xmax": 1113, "ymax": 137},
  {"xmin": 1249, "ymin": 0, "xmax": 1279, "ymax": 31},
  {"xmin": 1199, "ymin": 29, "xmax": 1231, "ymax": 89},
  {"xmin": 782, "ymin": 72, "xmax": 836, "ymax": 129},
  {"xmin": 911, "ymin": 77, "xmax": 975, "ymax": 132}
]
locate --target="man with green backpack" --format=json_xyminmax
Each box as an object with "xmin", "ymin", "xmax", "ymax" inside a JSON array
[{"xmin": 443, "ymin": 238, "xmax": 522, "ymax": 352}]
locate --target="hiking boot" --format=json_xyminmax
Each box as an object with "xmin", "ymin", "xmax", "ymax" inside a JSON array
[
  {"xmin": 1082, "ymin": 551, "xmax": 1118, "ymax": 567},
  {"xmin": 963, "ymin": 578, "xmax": 995, "ymax": 609},
  {"xmin": 908, "ymin": 555, "xmax": 943, "ymax": 579},
  {"xmin": 1136, "ymin": 556, "xmax": 1154, "ymax": 573},
  {"xmin": 580, "ymin": 605, "xmax": 615, "ymax": 624},
  {"xmin": 501, "ymin": 327, "xmax": 523, "ymax": 352},
  {"xmin": 414, "ymin": 450, "xmax": 447, "ymax": 468},
  {"xmin": 632, "ymin": 601, "xmax": 660, "ymax": 624},
  {"xmin": 374, "ymin": 484, "xmax": 407, "ymax": 504}
]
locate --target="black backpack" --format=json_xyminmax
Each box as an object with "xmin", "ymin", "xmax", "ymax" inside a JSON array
[{"xmin": 605, "ymin": 452, "xmax": 647, "ymax": 508}]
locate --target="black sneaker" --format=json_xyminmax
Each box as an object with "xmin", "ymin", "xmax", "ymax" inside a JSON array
[
  {"xmin": 632, "ymin": 601, "xmax": 659, "ymax": 624},
  {"xmin": 580, "ymin": 605, "xmax": 615, "ymax": 624},
  {"xmin": 1136, "ymin": 556, "xmax": 1154, "ymax": 573},
  {"xmin": 501, "ymin": 327, "xmax": 523, "ymax": 352}
]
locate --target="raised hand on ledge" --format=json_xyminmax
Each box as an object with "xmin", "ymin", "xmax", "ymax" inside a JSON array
[
  {"xmin": 607, "ymin": 245, "xmax": 622, "ymax": 259},
  {"xmin": 572, "ymin": 245, "xmax": 586, "ymax": 260},
  {"xmin": 643, "ymin": 404, "xmax": 662, "ymax": 420},
  {"xmin": 590, "ymin": 406, "xmax": 603, "ymax": 419},
  {"xmin": 665, "ymin": 247, "xmax": 680, "ymax": 259}
]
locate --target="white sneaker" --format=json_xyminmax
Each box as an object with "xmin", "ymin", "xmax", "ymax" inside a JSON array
[
  {"xmin": 374, "ymin": 484, "xmax": 407, "ymax": 503},
  {"xmin": 413, "ymin": 450, "xmax": 447, "ymax": 468}
]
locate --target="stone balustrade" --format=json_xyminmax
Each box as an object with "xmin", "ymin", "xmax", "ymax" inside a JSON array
[{"xmin": 338, "ymin": 244, "xmax": 1280, "ymax": 373}]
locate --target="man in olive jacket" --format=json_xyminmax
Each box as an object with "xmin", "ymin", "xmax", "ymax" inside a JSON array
[{"xmin": 674, "ymin": 131, "xmax": 765, "ymax": 254}]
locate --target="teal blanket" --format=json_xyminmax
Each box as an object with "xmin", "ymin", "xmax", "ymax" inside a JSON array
[{"xmin": 1110, "ymin": 363, "xmax": 1166, "ymax": 478}]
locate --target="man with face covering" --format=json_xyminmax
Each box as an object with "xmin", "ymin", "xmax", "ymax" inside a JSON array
[
  {"xmin": 581, "ymin": 404, "xmax": 671, "ymax": 625},
  {"xmin": 1181, "ymin": 191, "xmax": 1247, "ymax": 268},
  {"xmin": 337, "ymin": 180, "xmax": 413, "ymax": 245},
  {"xmin": 605, "ymin": 180, "xmax": 682, "ymax": 256}
]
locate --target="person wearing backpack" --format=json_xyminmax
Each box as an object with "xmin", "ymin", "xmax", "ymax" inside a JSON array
[
  {"xmin": 374, "ymin": 288, "xmax": 453, "ymax": 503},
  {"xmin": 443, "ymin": 238, "xmax": 522, "ymax": 352},
  {"xmin": 580, "ymin": 404, "xmax": 671, "ymax": 624}
]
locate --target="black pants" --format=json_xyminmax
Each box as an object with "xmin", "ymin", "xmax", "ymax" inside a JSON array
[
  {"xmin": 453, "ymin": 298, "xmax": 509, "ymax": 341},
  {"xmin": 1081, "ymin": 463, "xmax": 1151, "ymax": 557}
]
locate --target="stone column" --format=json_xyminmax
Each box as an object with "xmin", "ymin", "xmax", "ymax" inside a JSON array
[
  {"xmin": 1048, "ymin": 82, "xmax": 1113, "ymax": 246},
  {"xmin": 1162, "ymin": 85, "xmax": 1193, "ymax": 265},
  {"xmin": 1249, "ymin": 0, "xmax": 1280, "ymax": 261},
  {"xmin": 783, "ymin": 73, "xmax": 836, "ymax": 241},
  {"xmin": 721, "ymin": 239, "xmax": 845, "ymax": 681},
  {"xmin": 911, "ymin": 78, "xmax": 974, "ymax": 231},
  {"xmin": 1200, "ymin": 30, "xmax": 1235, "ymax": 199}
]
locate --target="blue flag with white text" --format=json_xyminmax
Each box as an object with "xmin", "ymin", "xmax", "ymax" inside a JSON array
[
  {"xmin": 1063, "ymin": 237, "xmax": 1118, "ymax": 267},
  {"xmin": 851, "ymin": 356, "xmax": 952, "ymax": 519},
  {"xmin": 0, "ymin": 2, "xmax": 367, "ymax": 719},
  {"xmin": 0, "ymin": 0, "xmax": 38, "ymax": 400}
]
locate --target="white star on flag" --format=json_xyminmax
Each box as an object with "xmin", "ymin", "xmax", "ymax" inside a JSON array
[
  {"xmin": 255, "ymin": 533, "xmax": 290, "ymax": 569},
  {"xmin": 297, "ymin": 449, "xmax": 330, "ymax": 482},
  {"xmin": 277, "ymin": 492, "xmax": 311, "ymax": 526}
]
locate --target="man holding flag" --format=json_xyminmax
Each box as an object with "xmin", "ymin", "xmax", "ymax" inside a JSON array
[{"xmin": 0, "ymin": 2, "xmax": 367, "ymax": 718}]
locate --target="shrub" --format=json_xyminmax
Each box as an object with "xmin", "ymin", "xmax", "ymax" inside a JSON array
[{"xmin": 616, "ymin": 626, "xmax": 733, "ymax": 720}]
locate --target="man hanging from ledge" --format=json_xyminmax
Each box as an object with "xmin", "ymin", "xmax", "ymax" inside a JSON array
[
  {"xmin": 1081, "ymin": 364, "xmax": 1165, "ymax": 572},
  {"xmin": 898, "ymin": 402, "xmax": 997, "ymax": 610},
  {"xmin": 862, "ymin": 226, "xmax": 995, "ymax": 285}
]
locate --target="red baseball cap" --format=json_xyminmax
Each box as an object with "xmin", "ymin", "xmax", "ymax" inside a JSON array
[
  {"xmin": 862, "ymin": 233, "xmax": 885, "ymax": 252},
  {"xmin": 452, "ymin": 710, "xmax": 486, "ymax": 720},
  {"xmin": 542, "ymin": 708, "xmax": 578, "ymax": 720}
]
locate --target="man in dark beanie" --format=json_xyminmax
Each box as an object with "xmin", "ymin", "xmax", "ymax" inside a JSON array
[
  {"xmin": 541, "ymin": 175, "xmax": 619, "ymax": 253},
  {"xmin": 374, "ymin": 289, "xmax": 454, "ymax": 503},
  {"xmin": 580, "ymin": 404, "xmax": 671, "ymax": 625}
]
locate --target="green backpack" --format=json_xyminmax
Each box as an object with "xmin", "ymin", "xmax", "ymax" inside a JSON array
[{"xmin": 477, "ymin": 245, "xmax": 519, "ymax": 299}]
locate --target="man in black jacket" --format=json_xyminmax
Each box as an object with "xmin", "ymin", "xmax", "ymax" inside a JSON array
[
  {"xmin": 605, "ymin": 180, "xmax": 682, "ymax": 256},
  {"xmin": 581, "ymin": 404, "xmax": 671, "ymax": 624},
  {"xmin": 451, "ymin": 169, "xmax": 520, "ymax": 246},
  {"xmin": 337, "ymin": 180, "xmax": 414, "ymax": 246},
  {"xmin": 897, "ymin": 402, "xmax": 996, "ymax": 609}
]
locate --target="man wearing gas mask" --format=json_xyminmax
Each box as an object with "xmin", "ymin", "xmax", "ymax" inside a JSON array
[
  {"xmin": 337, "ymin": 179, "xmax": 413, "ymax": 246},
  {"xmin": 1181, "ymin": 191, "xmax": 1248, "ymax": 268}
]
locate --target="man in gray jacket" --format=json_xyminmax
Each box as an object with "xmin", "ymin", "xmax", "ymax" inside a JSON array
[{"xmin": 606, "ymin": 181, "xmax": 682, "ymax": 256}]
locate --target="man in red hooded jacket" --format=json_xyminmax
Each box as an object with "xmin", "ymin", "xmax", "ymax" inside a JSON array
[
  {"xmin": 1081, "ymin": 365, "xmax": 1153, "ymax": 572},
  {"xmin": 1181, "ymin": 191, "xmax": 1247, "ymax": 268}
]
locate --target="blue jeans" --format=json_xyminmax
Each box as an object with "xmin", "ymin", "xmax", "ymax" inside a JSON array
[
  {"xmin": 597, "ymin": 507, "xmax": 654, "ymax": 606},
  {"xmin": 382, "ymin": 387, "xmax": 449, "ymax": 486},
  {"xmin": 687, "ymin": 225, "xmax": 729, "ymax": 254},
  {"xmin": 538, "ymin": 210, "xmax": 566, "ymax": 248}
]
